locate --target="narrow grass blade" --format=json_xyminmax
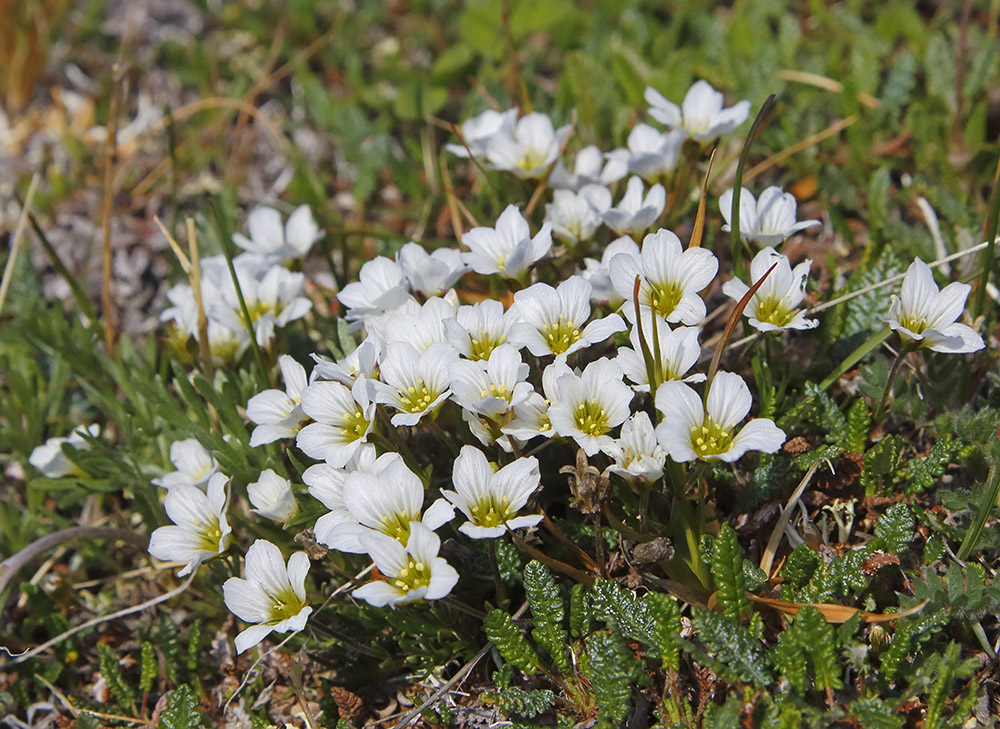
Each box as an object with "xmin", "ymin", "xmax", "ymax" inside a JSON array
[
  {"xmin": 972, "ymin": 155, "xmax": 1000, "ymax": 319},
  {"xmin": 818, "ymin": 325, "xmax": 890, "ymax": 391},
  {"xmin": 689, "ymin": 147, "xmax": 717, "ymax": 249},
  {"xmin": 730, "ymin": 94, "xmax": 777, "ymax": 278}
]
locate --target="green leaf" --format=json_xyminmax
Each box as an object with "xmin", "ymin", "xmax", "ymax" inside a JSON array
[
  {"xmin": 904, "ymin": 435, "xmax": 959, "ymax": 495},
  {"xmin": 158, "ymin": 684, "xmax": 202, "ymax": 729},
  {"xmin": 873, "ymin": 503, "xmax": 914, "ymax": 555},
  {"xmin": 484, "ymin": 609, "xmax": 540, "ymax": 675},
  {"xmin": 710, "ymin": 525, "xmax": 750, "ymax": 619},
  {"xmin": 98, "ymin": 642, "xmax": 137, "ymax": 714},
  {"xmin": 773, "ymin": 606, "xmax": 843, "ymax": 695},
  {"xmin": 845, "ymin": 399, "xmax": 871, "ymax": 454},
  {"xmin": 923, "ymin": 642, "xmax": 963, "ymax": 729},
  {"xmin": 851, "ymin": 698, "xmax": 905, "ymax": 729},
  {"xmin": 588, "ymin": 578, "xmax": 656, "ymax": 646},
  {"xmin": 690, "ymin": 608, "xmax": 773, "ymax": 688},
  {"xmin": 523, "ymin": 561, "xmax": 570, "ymax": 674},
  {"xmin": 569, "ymin": 582, "xmax": 589, "ymax": 638},
  {"xmin": 583, "ymin": 630, "xmax": 635, "ymax": 728},
  {"xmin": 782, "ymin": 544, "xmax": 821, "ymax": 589},
  {"xmin": 646, "ymin": 592, "xmax": 681, "ymax": 672},
  {"xmin": 859, "ymin": 435, "xmax": 902, "ymax": 496},
  {"xmin": 139, "ymin": 642, "xmax": 157, "ymax": 693},
  {"xmin": 484, "ymin": 685, "xmax": 555, "ymax": 719}
]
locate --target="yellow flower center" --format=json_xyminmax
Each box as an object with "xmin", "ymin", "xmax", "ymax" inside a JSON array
[
  {"xmin": 341, "ymin": 407, "xmax": 369, "ymax": 440},
  {"xmin": 753, "ymin": 295, "xmax": 797, "ymax": 327},
  {"xmin": 263, "ymin": 585, "xmax": 306, "ymax": 624},
  {"xmin": 379, "ymin": 512, "xmax": 416, "ymax": 542},
  {"xmin": 648, "ymin": 281, "xmax": 683, "ymax": 319},
  {"xmin": 690, "ymin": 417, "xmax": 733, "ymax": 458},
  {"xmin": 897, "ymin": 313, "xmax": 929, "ymax": 335},
  {"xmin": 210, "ymin": 335, "xmax": 242, "ymax": 363},
  {"xmin": 469, "ymin": 495, "xmax": 516, "ymax": 528},
  {"xmin": 518, "ymin": 147, "xmax": 548, "ymax": 174},
  {"xmin": 195, "ymin": 516, "xmax": 227, "ymax": 554},
  {"xmin": 397, "ymin": 379, "xmax": 438, "ymax": 413},
  {"xmin": 392, "ymin": 557, "xmax": 433, "ymax": 593},
  {"xmin": 479, "ymin": 383, "xmax": 511, "ymax": 401},
  {"xmin": 541, "ymin": 314, "xmax": 582, "ymax": 354},
  {"xmin": 469, "ymin": 329, "xmax": 508, "ymax": 361},
  {"xmin": 245, "ymin": 300, "xmax": 280, "ymax": 322},
  {"xmin": 574, "ymin": 398, "xmax": 609, "ymax": 436}
]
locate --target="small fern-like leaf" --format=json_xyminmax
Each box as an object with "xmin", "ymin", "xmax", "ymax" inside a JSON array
[
  {"xmin": 588, "ymin": 578, "xmax": 656, "ymax": 645},
  {"xmin": 139, "ymin": 641, "xmax": 157, "ymax": 693},
  {"xmin": 98, "ymin": 642, "xmax": 137, "ymax": 714},
  {"xmin": 484, "ymin": 609, "xmax": 539, "ymax": 675},
  {"xmin": 873, "ymin": 503, "xmax": 914, "ymax": 555},
  {"xmin": 646, "ymin": 592, "xmax": 681, "ymax": 672},
  {"xmin": 710, "ymin": 525, "xmax": 750, "ymax": 619},
  {"xmin": 569, "ymin": 582, "xmax": 589, "ymax": 638},
  {"xmin": 845, "ymin": 399, "xmax": 871, "ymax": 453},
  {"xmin": 158, "ymin": 684, "xmax": 202, "ymax": 729},
  {"xmin": 523, "ymin": 561, "xmax": 570, "ymax": 674},
  {"xmin": 691, "ymin": 608, "xmax": 773, "ymax": 688},
  {"xmin": 583, "ymin": 630, "xmax": 634, "ymax": 728}
]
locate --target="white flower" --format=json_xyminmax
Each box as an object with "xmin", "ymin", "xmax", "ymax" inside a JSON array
[
  {"xmin": 544, "ymin": 187, "xmax": 610, "ymax": 245},
  {"xmin": 602, "ymin": 176, "xmax": 666, "ymax": 236},
  {"xmin": 449, "ymin": 344, "xmax": 533, "ymax": 422},
  {"xmin": 486, "ymin": 112, "xmax": 570, "ymax": 179},
  {"xmin": 549, "ymin": 145, "xmax": 628, "ymax": 190},
  {"xmin": 547, "ymin": 358, "xmax": 633, "ymax": 456},
  {"xmin": 509, "ymin": 276, "xmax": 625, "ymax": 360},
  {"xmin": 616, "ymin": 315, "xmax": 705, "ymax": 392},
  {"xmin": 501, "ymin": 361, "xmax": 566, "ymax": 443},
  {"xmin": 311, "ymin": 339, "xmax": 379, "ymax": 385},
  {"xmin": 232, "ymin": 205, "xmax": 323, "ymax": 264},
  {"xmin": 602, "ymin": 412, "xmax": 666, "ymax": 483},
  {"xmin": 654, "ymin": 372, "xmax": 785, "ymax": 462},
  {"xmin": 337, "ymin": 257, "xmax": 414, "ymax": 326},
  {"xmin": 461, "ymin": 205, "xmax": 552, "ymax": 280},
  {"xmin": 624, "ymin": 124, "xmax": 684, "ymax": 179},
  {"xmin": 152, "ymin": 437, "xmax": 219, "ymax": 490},
  {"xmin": 246, "ymin": 355, "xmax": 309, "ymax": 447},
  {"xmin": 304, "ymin": 445, "xmax": 377, "ymax": 552},
  {"xmin": 722, "ymin": 247, "xmax": 818, "ymax": 332},
  {"xmin": 247, "ymin": 469, "xmax": 298, "ymax": 522},
  {"xmin": 210, "ymin": 259, "xmax": 311, "ymax": 346},
  {"xmin": 223, "ymin": 540, "xmax": 312, "ymax": 653},
  {"xmin": 380, "ymin": 296, "xmax": 458, "ymax": 353},
  {"xmin": 609, "ymin": 228, "xmax": 718, "ymax": 325},
  {"xmin": 375, "ymin": 342, "xmax": 458, "ymax": 426},
  {"xmin": 296, "ymin": 377, "xmax": 376, "ymax": 466},
  {"xmin": 885, "ymin": 258, "xmax": 985, "ymax": 353},
  {"xmin": 580, "ymin": 237, "xmax": 641, "ymax": 307},
  {"xmin": 148, "ymin": 473, "xmax": 232, "ymax": 576},
  {"xmin": 441, "ymin": 446, "xmax": 542, "ymax": 539},
  {"xmin": 29, "ymin": 424, "xmax": 99, "ymax": 479},
  {"xmin": 444, "ymin": 299, "xmax": 517, "ymax": 361},
  {"xmin": 720, "ymin": 187, "xmax": 820, "ymax": 246},
  {"xmin": 397, "ymin": 242, "xmax": 469, "ymax": 297},
  {"xmin": 353, "ymin": 522, "xmax": 459, "ymax": 607},
  {"xmin": 446, "ymin": 107, "xmax": 519, "ymax": 158},
  {"xmin": 161, "ymin": 282, "xmax": 253, "ymax": 364},
  {"xmin": 644, "ymin": 80, "xmax": 751, "ymax": 142}
]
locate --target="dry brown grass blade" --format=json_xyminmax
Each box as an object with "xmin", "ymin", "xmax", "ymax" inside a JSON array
[
  {"xmin": 776, "ymin": 69, "xmax": 881, "ymax": 109},
  {"xmin": 745, "ymin": 115, "xmax": 859, "ymax": 182},
  {"xmin": 759, "ymin": 459, "xmax": 824, "ymax": 578},
  {"xmin": 748, "ymin": 593, "xmax": 928, "ymax": 624},
  {"xmin": 689, "ymin": 147, "xmax": 717, "ymax": 249},
  {"xmin": 186, "ymin": 218, "xmax": 214, "ymax": 381},
  {"xmin": 440, "ymin": 150, "xmax": 464, "ymax": 240},
  {"xmin": 0, "ymin": 173, "xmax": 39, "ymax": 320}
]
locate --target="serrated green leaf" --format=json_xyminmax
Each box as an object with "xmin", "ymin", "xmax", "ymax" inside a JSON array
[
  {"xmin": 158, "ymin": 684, "xmax": 202, "ymax": 729},
  {"xmin": 139, "ymin": 642, "xmax": 157, "ymax": 693},
  {"xmin": 710, "ymin": 525, "xmax": 750, "ymax": 619},
  {"xmin": 569, "ymin": 582, "xmax": 589, "ymax": 638},
  {"xmin": 588, "ymin": 578, "xmax": 656, "ymax": 646},
  {"xmin": 646, "ymin": 592, "xmax": 681, "ymax": 672},
  {"xmin": 860, "ymin": 436, "xmax": 902, "ymax": 496},
  {"xmin": 846, "ymin": 399, "xmax": 871, "ymax": 454},
  {"xmin": 691, "ymin": 608, "xmax": 773, "ymax": 688},
  {"xmin": 523, "ymin": 561, "xmax": 570, "ymax": 674},
  {"xmin": 783, "ymin": 544, "xmax": 821, "ymax": 589},
  {"xmin": 873, "ymin": 503, "xmax": 914, "ymax": 555},
  {"xmin": 484, "ymin": 610, "xmax": 539, "ymax": 675},
  {"xmin": 851, "ymin": 698, "xmax": 905, "ymax": 729},
  {"xmin": 583, "ymin": 630, "xmax": 635, "ymax": 728},
  {"xmin": 775, "ymin": 606, "xmax": 843, "ymax": 695},
  {"xmin": 98, "ymin": 642, "xmax": 136, "ymax": 714},
  {"xmin": 904, "ymin": 435, "xmax": 959, "ymax": 495}
]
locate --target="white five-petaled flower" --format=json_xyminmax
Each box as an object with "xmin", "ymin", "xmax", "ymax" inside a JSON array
[
  {"xmin": 296, "ymin": 377, "xmax": 376, "ymax": 467},
  {"xmin": 232, "ymin": 205, "xmax": 323, "ymax": 265},
  {"xmin": 722, "ymin": 247, "xmax": 818, "ymax": 332},
  {"xmin": 544, "ymin": 186, "xmax": 611, "ymax": 246},
  {"xmin": 304, "ymin": 445, "xmax": 377, "ymax": 552},
  {"xmin": 375, "ymin": 342, "xmax": 458, "ymax": 426},
  {"xmin": 580, "ymin": 237, "xmax": 641, "ymax": 307},
  {"xmin": 353, "ymin": 522, "xmax": 459, "ymax": 607},
  {"xmin": 509, "ymin": 276, "xmax": 626, "ymax": 360},
  {"xmin": 148, "ymin": 472, "xmax": 232, "ymax": 576},
  {"xmin": 380, "ymin": 297, "xmax": 457, "ymax": 353},
  {"xmin": 644, "ymin": 80, "xmax": 751, "ymax": 142},
  {"xmin": 609, "ymin": 228, "xmax": 718, "ymax": 325},
  {"xmin": 29, "ymin": 424, "xmax": 99, "ymax": 479},
  {"xmin": 602, "ymin": 412, "xmax": 666, "ymax": 483},
  {"xmin": 623, "ymin": 123, "xmax": 685, "ymax": 180},
  {"xmin": 441, "ymin": 446, "xmax": 542, "ymax": 539},
  {"xmin": 397, "ymin": 242, "xmax": 469, "ymax": 297},
  {"xmin": 152, "ymin": 437, "xmax": 219, "ymax": 490},
  {"xmin": 223, "ymin": 539, "xmax": 312, "ymax": 654},
  {"xmin": 602, "ymin": 176, "xmax": 666, "ymax": 237},
  {"xmin": 311, "ymin": 339, "xmax": 379, "ymax": 385},
  {"xmin": 547, "ymin": 358, "xmax": 633, "ymax": 456},
  {"xmin": 500, "ymin": 361, "xmax": 567, "ymax": 444},
  {"xmin": 654, "ymin": 372, "xmax": 785, "ymax": 462},
  {"xmin": 486, "ymin": 112, "xmax": 571, "ymax": 179},
  {"xmin": 445, "ymin": 107, "xmax": 519, "ymax": 159},
  {"xmin": 616, "ymin": 314, "xmax": 705, "ymax": 392},
  {"xmin": 337, "ymin": 257, "xmax": 414, "ymax": 326},
  {"xmin": 246, "ymin": 355, "xmax": 310, "ymax": 447},
  {"xmin": 449, "ymin": 344, "xmax": 533, "ymax": 422},
  {"xmin": 549, "ymin": 145, "xmax": 628, "ymax": 190},
  {"xmin": 209, "ymin": 258, "xmax": 312, "ymax": 347},
  {"xmin": 720, "ymin": 187, "xmax": 820, "ymax": 246},
  {"xmin": 444, "ymin": 299, "xmax": 517, "ymax": 361},
  {"xmin": 461, "ymin": 205, "xmax": 552, "ymax": 281},
  {"xmin": 885, "ymin": 258, "xmax": 985, "ymax": 353},
  {"xmin": 247, "ymin": 469, "xmax": 298, "ymax": 523}
]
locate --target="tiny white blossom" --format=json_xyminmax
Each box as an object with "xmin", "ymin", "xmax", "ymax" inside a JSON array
[
  {"xmin": 624, "ymin": 124, "xmax": 684, "ymax": 179},
  {"xmin": 654, "ymin": 372, "xmax": 785, "ymax": 462},
  {"xmin": 461, "ymin": 205, "xmax": 552, "ymax": 281},
  {"xmin": 602, "ymin": 412, "xmax": 666, "ymax": 483},
  {"xmin": 544, "ymin": 186, "xmax": 610, "ymax": 245},
  {"xmin": 148, "ymin": 473, "xmax": 232, "ymax": 576},
  {"xmin": 602, "ymin": 176, "xmax": 666, "ymax": 237},
  {"xmin": 609, "ymin": 228, "xmax": 718, "ymax": 325},
  {"xmin": 617, "ymin": 314, "xmax": 705, "ymax": 391},
  {"xmin": 549, "ymin": 145, "xmax": 628, "ymax": 190},
  {"xmin": 296, "ymin": 377, "xmax": 376, "ymax": 467},
  {"xmin": 449, "ymin": 344, "xmax": 533, "ymax": 421},
  {"xmin": 311, "ymin": 339, "xmax": 380, "ymax": 385},
  {"xmin": 397, "ymin": 242, "xmax": 469, "ymax": 297},
  {"xmin": 337, "ymin": 257, "xmax": 414, "ymax": 326},
  {"xmin": 509, "ymin": 276, "xmax": 625, "ymax": 360},
  {"xmin": 246, "ymin": 355, "xmax": 309, "ymax": 447},
  {"xmin": 722, "ymin": 247, "xmax": 818, "ymax": 332},
  {"xmin": 441, "ymin": 446, "xmax": 542, "ymax": 539},
  {"xmin": 580, "ymin": 237, "xmax": 640, "ymax": 307},
  {"xmin": 29, "ymin": 424, "xmax": 99, "ymax": 479},
  {"xmin": 645, "ymin": 80, "xmax": 751, "ymax": 142},
  {"xmin": 223, "ymin": 539, "xmax": 312, "ymax": 653},
  {"xmin": 444, "ymin": 299, "xmax": 517, "ymax": 361},
  {"xmin": 247, "ymin": 469, "xmax": 298, "ymax": 523},
  {"xmin": 380, "ymin": 296, "xmax": 458, "ymax": 353},
  {"xmin": 886, "ymin": 258, "xmax": 985, "ymax": 354},
  {"xmin": 446, "ymin": 107, "xmax": 519, "ymax": 158},
  {"xmin": 353, "ymin": 523, "xmax": 459, "ymax": 607},
  {"xmin": 152, "ymin": 437, "xmax": 219, "ymax": 490},
  {"xmin": 304, "ymin": 445, "xmax": 377, "ymax": 552},
  {"xmin": 486, "ymin": 112, "xmax": 570, "ymax": 179},
  {"xmin": 547, "ymin": 358, "xmax": 633, "ymax": 456},
  {"xmin": 374, "ymin": 342, "xmax": 458, "ymax": 426},
  {"xmin": 210, "ymin": 259, "xmax": 311, "ymax": 346},
  {"xmin": 720, "ymin": 187, "xmax": 820, "ymax": 246},
  {"xmin": 232, "ymin": 205, "xmax": 323, "ymax": 265},
  {"xmin": 501, "ymin": 361, "xmax": 567, "ymax": 443}
]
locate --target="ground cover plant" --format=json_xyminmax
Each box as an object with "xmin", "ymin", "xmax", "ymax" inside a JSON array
[{"xmin": 3, "ymin": 1, "xmax": 1000, "ymax": 727}]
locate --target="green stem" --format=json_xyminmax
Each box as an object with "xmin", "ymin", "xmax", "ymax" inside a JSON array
[
  {"xmin": 873, "ymin": 343, "xmax": 912, "ymax": 422},
  {"xmin": 730, "ymin": 95, "xmax": 777, "ymax": 280},
  {"xmin": 487, "ymin": 539, "xmax": 508, "ymax": 607},
  {"xmin": 957, "ymin": 460, "xmax": 1000, "ymax": 561}
]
